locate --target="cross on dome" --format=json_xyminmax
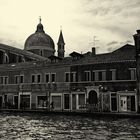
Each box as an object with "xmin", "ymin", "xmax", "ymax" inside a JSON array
[{"xmin": 39, "ymin": 16, "xmax": 41, "ymax": 23}]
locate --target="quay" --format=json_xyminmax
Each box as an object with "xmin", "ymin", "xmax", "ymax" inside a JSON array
[{"xmin": 0, "ymin": 109, "xmax": 140, "ymax": 119}]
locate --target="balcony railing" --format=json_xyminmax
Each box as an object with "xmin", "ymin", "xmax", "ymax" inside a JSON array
[
  {"xmin": 0, "ymin": 80, "xmax": 136, "ymax": 93},
  {"xmin": 0, "ymin": 82, "xmax": 70, "ymax": 92},
  {"xmin": 0, "ymin": 84, "xmax": 19, "ymax": 92}
]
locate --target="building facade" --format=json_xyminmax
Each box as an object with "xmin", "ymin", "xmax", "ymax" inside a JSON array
[{"xmin": 0, "ymin": 20, "xmax": 138, "ymax": 113}]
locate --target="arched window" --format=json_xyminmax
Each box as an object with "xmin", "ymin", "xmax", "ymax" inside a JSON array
[
  {"xmin": 88, "ymin": 90, "xmax": 98, "ymax": 105},
  {"xmin": 4, "ymin": 52, "xmax": 9, "ymax": 64},
  {"xmin": 40, "ymin": 50, "xmax": 43, "ymax": 56}
]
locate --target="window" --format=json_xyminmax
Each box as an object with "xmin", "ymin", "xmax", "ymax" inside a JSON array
[
  {"xmin": 71, "ymin": 72, "xmax": 76, "ymax": 82},
  {"xmin": 15, "ymin": 75, "xmax": 20, "ymax": 84},
  {"xmin": 32, "ymin": 75, "xmax": 35, "ymax": 83},
  {"xmin": 110, "ymin": 69, "xmax": 116, "ymax": 80},
  {"xmin": 93, "ymin": 70, "xmax": 106, "ymax": 81},
  {"xmin": 40, "ymin": 50, "xmax": 43, "ymax": 56},
  {"xmin": 65, "ymin": 72, "xmax": 77, "ymax": 82},
  {"xmin": 5, "ymin": 53, "xmax": 9, "ymax": 63},
  {"xmin": 37, "ymin": 74, "xmax": 41, "ymax": 83},
  {"xmin": 129, "ymin": 68, "xmax": 136, "ymax": 80},
  {"xmin": 51, "ymin": 73, "xmax": 56, "ymax": 83},
  {"xmin": 99, "ymin": 71, "xmax": 106, "ymax": 81},
  {"xmin": 94, "ymin": 71, "xmax": 99, "ymax": 81},
  {"xmin": 65, "ymin": 72, "xmax": 70, "ymax": 82},
  {"xmin": 20, "ymin": 75, "xmax": 24, "ymax": 83},
  {"xmin": 102, "ymin": 71, "xmax": 106, "ymax": 81},
  {"xmin": 15, "ymin": 75, "xmax": 24, "ymax": 84},
  {"xmin": 37, "ymin": 96, "xmax": 48, "ymax": 108},
  {"xmin": 84, "ymin": 71, "xmax": 91, "ymax": 81},
  {"xmin": 0, "ymin": 77, "xmax": 3, "ymax": 84},
  {"xmin": 4, "ymin": 95, "xmax": 7, "ymax": 104},
  {"xmin": 99, "ymin": 72, "xmax": 102, "ymax": 81},
  {"xmin": 4, "ymin": 77, "xmax": 8, "ymax": 84},
  {"xmin": 78, "ymin": 94, "xmax": 85, "ymax": 106},
  {"xmin": 31, "ymin": 74, "xmax": 41, "ymax": 83},
  {"xmin": 45, "ymin": 73, "xmax": 50, "ymax": 83},
  {"xmin": 92, "ymin": 72, "xmax": 95, "ymax": 81},
  {"xmin": 0, "ymin": 76, "xmax": 8, "ymax": 84}
]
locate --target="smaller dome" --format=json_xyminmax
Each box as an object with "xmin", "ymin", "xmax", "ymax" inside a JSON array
[{"xmin": 36, "ymin": 23, "xmax": 45, "ymax": 33}]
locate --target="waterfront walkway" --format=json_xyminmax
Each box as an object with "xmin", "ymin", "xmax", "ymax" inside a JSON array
[{"xmin": 0, "ymin": 109, "xmax": 140, "ymax": 118}]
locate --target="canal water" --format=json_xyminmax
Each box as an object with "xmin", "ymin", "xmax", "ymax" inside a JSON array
[{"xmin": 0, "ymin": 113, "xmax": 140, "ymax": 140}]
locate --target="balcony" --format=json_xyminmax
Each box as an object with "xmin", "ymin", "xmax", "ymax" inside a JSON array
[
  {"xmin": 19, "ymin": 83, "xmax": 70, "ymax": 92},
  {"xmin": 70, "ymin": 80, "xmax": 136, "ymax": 92},
  {"xmin": 0, "ymin": 82, "xmax": 70, "ymax": 93},
  {"xmin": 0, "ymin": 84, "xmax": 19, "ymax": 92}
]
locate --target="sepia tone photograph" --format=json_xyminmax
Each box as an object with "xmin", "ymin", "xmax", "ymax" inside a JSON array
[{"xmin": 0, "ymin": 0, "xmax": 140, "ymax": 139}]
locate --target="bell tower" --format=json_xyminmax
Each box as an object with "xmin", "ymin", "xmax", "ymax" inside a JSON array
[{"xmin": 57, "ymin": 30, "xmax": 65, "ymax": 58}]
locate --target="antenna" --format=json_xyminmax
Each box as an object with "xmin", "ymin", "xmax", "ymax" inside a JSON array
[{"xmin": 89, "ymin": 35, "xmax": 99, "ymax": 48}]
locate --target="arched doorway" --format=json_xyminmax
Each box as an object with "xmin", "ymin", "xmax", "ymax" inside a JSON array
[{"xmin": 88, "ymin": 90, "xmax": 98, "ymax": 105}]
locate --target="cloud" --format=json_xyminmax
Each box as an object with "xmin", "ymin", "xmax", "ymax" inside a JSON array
[
  {"xmin": 119, "ymin": 40, "xmax": 133, "ymax": 46},
  {"xmin": 125, "ymin": 40, "xmax": 133, "ymax": 44},
  {"xmin": 107, "ymin": 41, "xmax": 118, "ymax": 46},
  {"xmin": 82, "ymin": 0, "xmax": 123, "ymax": 16},
  {"xmin": 0, "ymin": 0, "xmax": 139, "ymax": 55},
  {"xmin": 106, "ymin": 39, "xmax": 133, "ymax": 52},
  {"xmin": 75, "ymin": 0, "xmax": 140, "ymax": 53},
  {"xmin": 106, "ymin": 42, "xmax": 121, "ymax": 52},
  {"xmin": 0, "ymin": 37, "xmax": 23, "ymax": 49}
]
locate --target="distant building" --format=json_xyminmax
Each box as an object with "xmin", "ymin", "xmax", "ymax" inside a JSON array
[{"xmin": 0, "ymin": 20, "xmax": 138, "ymax": 113}]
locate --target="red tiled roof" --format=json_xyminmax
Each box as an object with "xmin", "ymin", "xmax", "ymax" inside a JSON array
[{"xmin": 76, "ymin": 44, "xmax": 136, "ymax": 65}]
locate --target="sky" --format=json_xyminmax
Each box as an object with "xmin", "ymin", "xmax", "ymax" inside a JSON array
[{"xmin": 0, "ymin": 0, "xmax": 140, "ymax": 56}]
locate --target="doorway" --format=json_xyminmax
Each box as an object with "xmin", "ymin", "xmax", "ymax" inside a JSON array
[
  {"xmin": 72, "ymin": 94, "xmax": 76, "ymax": 110},
  {"xmin": 14, "ymin": 96, "xmax": 18, "ymax": 109},
  {"xmin": 88, "ymin": 90, "xmax": 98, "ymax": 105},
  {"xmin": 64, "ymin": 94, "xmax": 70, "ymax": 109},
  {"xmin": 20, "ymin": 95, "xmax": 30, "ymax": 109},
  {"xmin": 111, "ymin": 93, "xmax": 117, "ymax": 111},
  {"xmin": 131, "ymin": 96, "xmax": 135, "ymax": 111},
  {"xmin": 120, "ymin": 96, "xmax": 127, "ymax": 111},
  {"xmin": 0, "ymin": 96, "xmax": 2, "ymax": 108}
]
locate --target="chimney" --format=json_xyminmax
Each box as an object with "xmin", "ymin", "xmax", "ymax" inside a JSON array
[
  {"xmin": 92, "ymin": 47, "xmax": 96, "ymax": 56},
  {"xmin": 137, "ymin": 30, "xmax": 140, "ymax": 34}
]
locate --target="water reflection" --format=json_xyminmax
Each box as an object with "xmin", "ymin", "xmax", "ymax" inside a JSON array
[{"xmin": 0, "ymin": 113, "xmax": 140, "ymax": 139}]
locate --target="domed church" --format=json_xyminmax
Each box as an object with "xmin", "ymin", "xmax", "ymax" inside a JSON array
[{"xmin": 24, "ymin": 18, "xmax": 65, "ymax": 58}]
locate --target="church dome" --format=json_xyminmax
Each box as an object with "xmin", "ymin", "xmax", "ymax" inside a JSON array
[
  {"xmin": 24, "ymin": 31, "xmax": 55, "ymax": 49},
  {"xmin": 24, "ymin": 19, "xmax": 55, "ymax": 58}
]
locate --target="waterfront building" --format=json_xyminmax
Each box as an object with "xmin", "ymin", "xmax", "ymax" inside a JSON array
[
  {"xmin": 0, "ymin": 20, "xmax": 137, "ymax": 113},
  {"xmin": 134, "ymin": 30, "xmax": 140, "ymax": 112},
  {"xmin": 70, "ymin": 45, "xmax": 136, "ymax": 112}
]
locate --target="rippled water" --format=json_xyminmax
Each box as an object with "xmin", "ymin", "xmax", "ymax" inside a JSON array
[{"xmin": 0, "ymin": 112, "xmax": 140, "ymax": 140}]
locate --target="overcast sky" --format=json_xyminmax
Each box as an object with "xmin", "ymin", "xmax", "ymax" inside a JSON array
[{"xmin": 0, "ymin": 0, "xmax": 140, "ymax": 55}]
